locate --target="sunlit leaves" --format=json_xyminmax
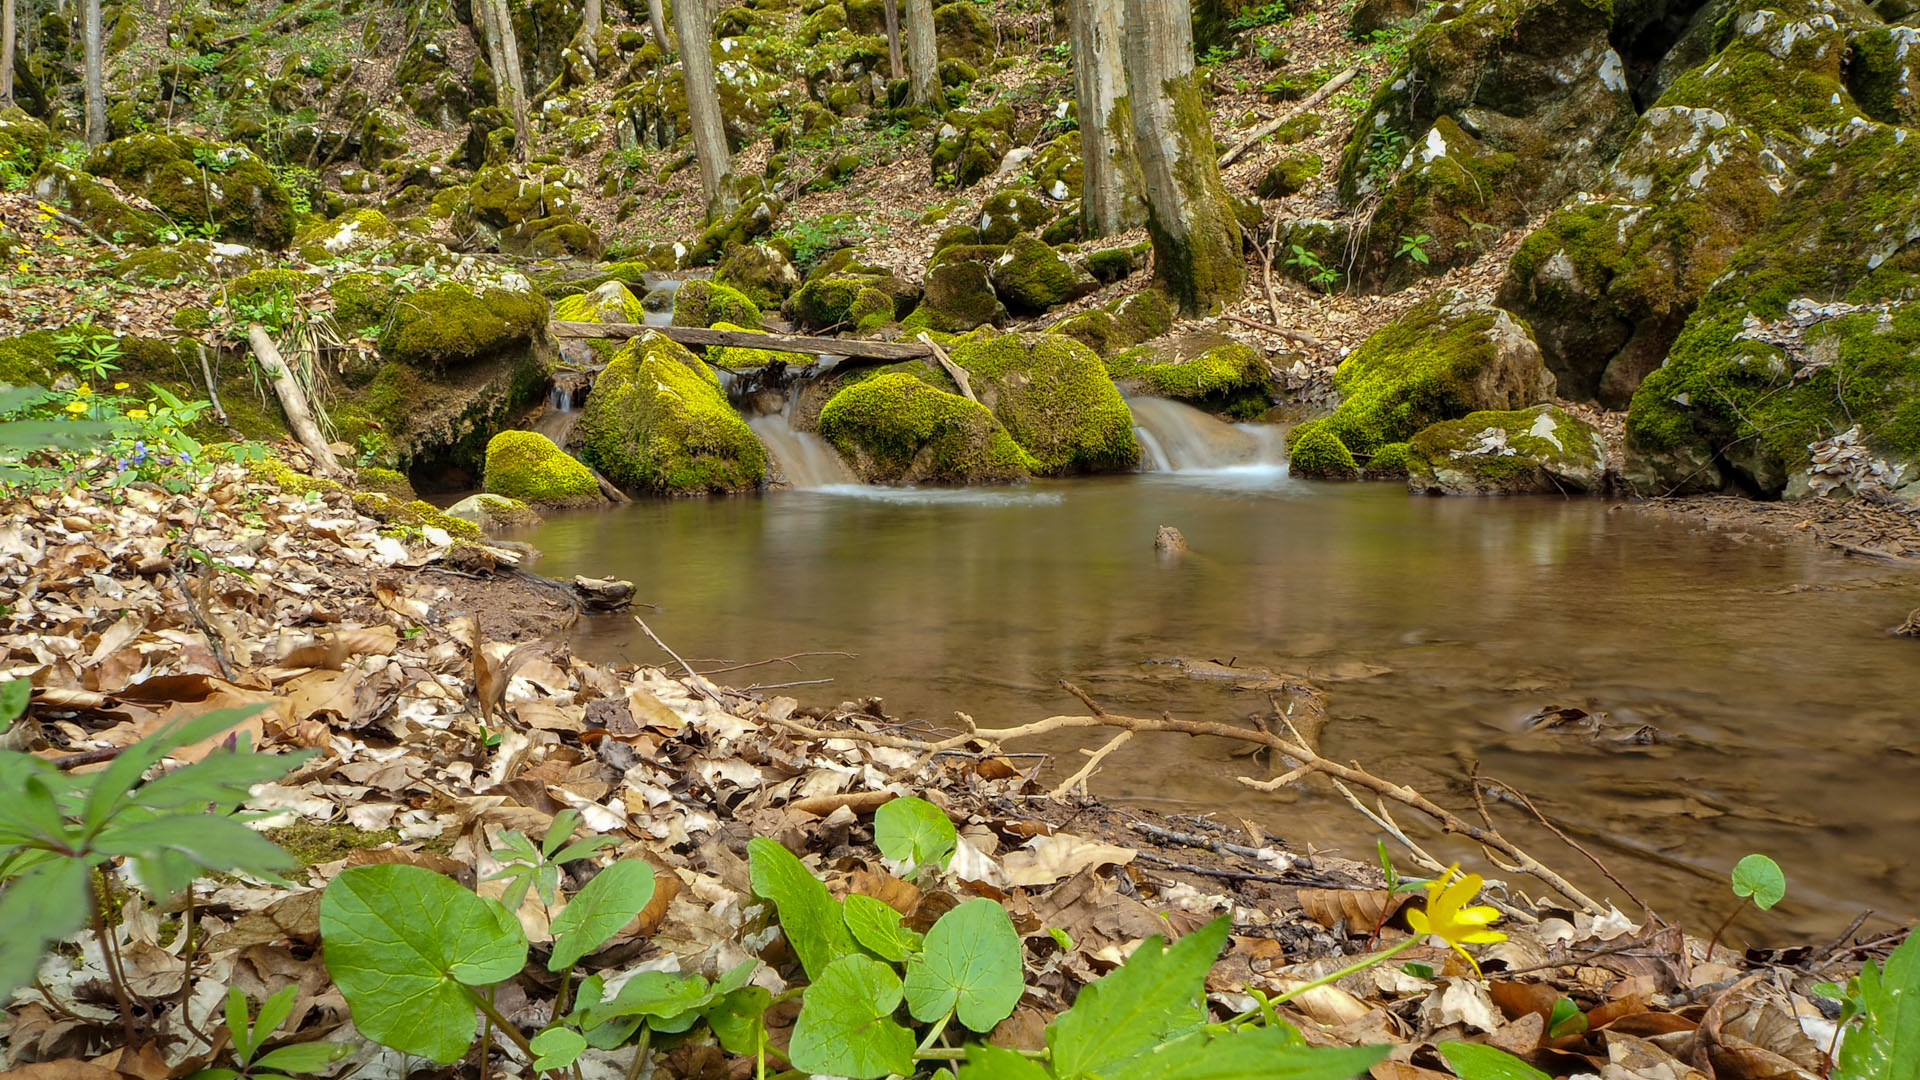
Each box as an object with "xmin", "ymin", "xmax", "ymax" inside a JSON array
[
  {"xmin": 1730, "ymin": 854, "xmax": 1786, "ymax": 910},
  {"xmin": 748, "ymin": 836, "xmax": 854, "ymax": 979},
  {"xmin": 905, "ymin": 898, "xmax": 1023, "ymax": 1031},
  {"xmin": 875, "ymin": 796, "xmax": 958, "ymax": 870},
  {"xmin": 845, "ymin": 892, "xmax": 923, "ymax": 963},
  {"xmin": 789, "ymin": 954, "xmax": 917, "ymax": 1079},
  {"xmin": 1834, "ymin": 931, "xmax": 1920, "ymax": 1080},
  {"xmin": 1048, "ymin": 919, "xmax": 1230, "ymax": 1080},
  {"xmin": 548, "ymin": 858, "xmax": 656, "ymax": 971},
  {"xmin": 1438, "ymin": 1042, "xmax": 1554, "ymax": 1080}
]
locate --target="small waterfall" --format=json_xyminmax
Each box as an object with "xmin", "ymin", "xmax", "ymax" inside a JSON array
[
  {"xmin": 534, "ymin": 375, "xmax": 589, "ymax": 447},
  {"xmin": 641, "ymin": 278, "xmax": 684, "ymax": 326},
  {"xmin": 748, "ymin": 412, "xmax": 858, "ymax": 489},
  {"xmin": 1128, "ymin": 397, "xmax": 1288, "ymax": 475}
]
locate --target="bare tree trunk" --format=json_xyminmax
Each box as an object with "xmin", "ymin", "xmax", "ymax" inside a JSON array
[
  {"xmin": 584, "ymin": 0, "xmax": 601, "ymax": 41},
  {"xmin": 648, "ymin": 0, "xmax": 672, "ymax": 53},
  {"xmin": 1070, "ymin": 0, "xmax": 1143, "ymax": 237},
  {"xmin": 1122, "ymin": 0, "xmax": 1242, "ymax": 314},
  {"xmin": 882, "ymin": 0, "xmax": 903, "ymax": 80},
  {"xmin": 489, "ymin": 0, "xmax": 532, "ymax": 161},
  {"xmin": 675, "ymin": 0, "xmax": 734, "ymax": 218},
  {"xmin": 904, "ymin": 0, "xmax": 937, "ymax": 108},
  {"xmin": 1, "ymin": 0, "xmax": 15, "ymax": 105},
  {"xmin": 83, "ymin": 0, "xmax": 104, "ymax": 144}
]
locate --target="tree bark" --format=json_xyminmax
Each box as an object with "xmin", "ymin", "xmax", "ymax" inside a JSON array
[
  {"xmin": 1069, "ymin": 0, "xmax": 1143, "ymax": 237},
  {"xmin": 903, "ymin": 0, "xmax": 937, "ymax": 108},
  {"xmin": 247, "ymin": 324, "xmax": 345, "ymax": 477},
  {"xmin": 648, "ymin": 0, "xmax": 672, "ymax": 53},
  {"xmin": 1, "ymin": 0, "xmax": 15, "ymax": 106},
  {"xmin": 675, "ymin": 0, "xmax": 734, "ymax": 218},
  {"xmin": 583, "ymin": 0, "xmax": 601, "ymax": 42},
  {"xmin": 882, "ymin": 0, "xmax": 903, "ymax": 80},
  {"xmin": 1122, "ymin": 0, "xmax": 1243, "ymax": 314},
  {"xmin": 83, "ymin": 0, "xmax": 104, "ymax": 145},
  {"xmin": 489, "ymin": 0, "xmax": 532, "ymax": 161}
]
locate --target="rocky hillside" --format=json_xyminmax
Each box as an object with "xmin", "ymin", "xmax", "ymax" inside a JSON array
[{"xmin": 0, "ymin": 0, "xmax": 1914, "ymax": 506}]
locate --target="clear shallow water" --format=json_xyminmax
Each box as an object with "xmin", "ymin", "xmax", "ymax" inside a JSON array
[{"xmin": 525, "ymin": 472, "xmax": 1920, "ymax": 939}]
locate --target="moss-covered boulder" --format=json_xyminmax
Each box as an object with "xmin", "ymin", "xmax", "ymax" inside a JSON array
[
  {"xmin": 112, "ymin": 240, "xmax": 265, "ymax": 284},
  {"xmin": 446, "ymin": 493, "xmax": 543, "ymax": 531},
  {"xmin": 483, "ymin": 429, "xmax": 604, "ymax": 506},
  {"xmin": 978, "ymin": 189, "xmax": 1050, "ymax": 244},
  {"xmin": 685, "ymin": 178, "xmax": 785, "ymax": 266},
  {"xmin": 1031, "ymin": 136, "xmax": 1083, "ymax": 201},
  {"xmin": 1256, "ymin": 152, "xmax": 1322, "ymax": 199},
  {"xmin": 1405, "ymin": 404, "xmax": 1608, "ymax": 494},
  {"xmin": 933, "ymin": 2, "xmax": 995, "ymax": 68},
  {"xmin": 949, "ymin": 332, "xmax": 1139, "ymax": 474},
  {"xmin": 673, "ymin": 279, "xmax": 763, "ymax": 328},
  {"xmin": 931, "ymin": 106, "xmax": 1019, "ymax": 189},
  {"xmin": 716, "ymin": 242, "xmax": 803, "ymax": 308},
  {"xmin": 554, "ymin": 280, "xmax": 647, "ymax": 324},
  {"xmin": 1286, "ymin": 421, "xmax": 1361, "ymax": 480},
  {"xmin": 1303, "ymin": 291, "xmax": 1555, "ymax": 460},
  {"xmin": 32, "ymin": 163, "xmax": 169, "ymax": 245},
  {"xmin": 988, "ymin": 235, "xmax": 1097, "ymax": 315},
  {"xmin": 83, "ymin": 133, "xmax": 296, "ymax": 248},
  {"xmin": 1107, "ymin": 333, "xmax": 1274, "ymax": 418},
  {"xmin": 817, "ymin": 371, "xmax": 1035, "ymax": 483},
  {"xmin": 910, "ymin": 259, "xmax": 1009, "ymax": 333},
  {"xmin": 295, "ymin": 208, "xmax": 400, "ymax": 262},
  {"xmin": 576, "ymin": 331, "xmax": 767, "ymax": 494},
  {"xmin": 0, "ymin": 107, "xmax": 51, "ymax": 172},
  {"xmin": 380, "ymin": 278, "xmax": 549, "ymax": 368}
]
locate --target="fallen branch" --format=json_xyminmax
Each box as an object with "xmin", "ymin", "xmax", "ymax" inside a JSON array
[
  {"xmin": 634, "ymin": 615, "xmax": 729, "ymax": 706},
  {"xmin": 1133, "ymin": 851, "xmax": 1343, "ymax": 889},
  {"xmin": 1477, "ymin": 775, "xmax": 1661, "ymax": 925},
  {"xmin": 1218, "ymin": 67, "xmax": 1360, "ymax": 168},
  {"xmin": 918, "ymin": 333, "xmax": 978, "ymax": 402},
  {"xmin": 1047, "ymin": 729, "xmax": 1131, "ymax": 799},
  {"xmin": 247, "ymin": 324, "xmax": 344, "ymax": 477},
  {"xmin": 194, "ymin": 342, "xmax": 228, "ymax": 425},
  {"xmin": 1222, "ymin": 313, "xmax": 1324, "ymax": 347}
]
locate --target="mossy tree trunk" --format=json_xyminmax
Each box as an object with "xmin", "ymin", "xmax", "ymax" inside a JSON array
[
  {"xmin": 1070, "ymin": 0, "xmax": 1144, "ymax": 237},
  {"xmin": 883, "ymin": 0, "xmax": 904, "ymax": 79},
  {"xmin": 83, "ymin": 0, "xmax": 103, "ymax": 145},
  {"xmin": 677, "ymin": 0, "xmax": 735, "ymax": 218},
  {"xmin": 1122, "ymin": 0, "xmax": 1242, "ymax": 314},
  {"xmin": 904, "ymin": 0, "xmax": 938, "ymax": 108},
  {"xmin": 649, "ymin": 0, "xmax": 673, "ymax": 53},
  {"xmin": 1, "ymin": 0, "xmax": 14, "ymax": 105},
  {"xmin": 491, "ymin": 0, "xmax": 533, "ymax": 162}
]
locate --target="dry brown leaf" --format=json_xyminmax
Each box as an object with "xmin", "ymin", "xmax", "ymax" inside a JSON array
[
  {"xmin": 1605, "ymin": 1031, "xmax": 1711, "ymax": 1080},
  {"xmin": 1299, "ymin": 888, "xmax": 1406, "ymax": 934},
  {"xmin": 790, "ymin": 790, "xmax": 896, "ymax": 816},
  {"xmin": 850, "ymin": 868, "xmax": 922, "ymax": 915},
  {"xmin": 1489, "ymin": 980, "xmax": 1563, "ymax": 1022},
  {"xmin": 626, "ymin": 683, "xmax": 686, "ymax": 732},
  {"xmin": 3, "ymin": 1062, "xmax": 127, "ymax": 1080},
  {"xmin": 1370, "ymin": 1062, "xmax": 1455, "ymax": 1080},
  {"xmin": 1489, "ymin": 1012, "xmax": 1547, "ymax": 1055},
  {"xmin": 1001, "ymin": 833, "xmax": 1136, "ymax": 887},
  {"xmin": 203, "ymin": 890, "xmax": 323, "ymax": 952}
]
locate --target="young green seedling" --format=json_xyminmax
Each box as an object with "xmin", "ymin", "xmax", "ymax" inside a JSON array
[{"xmin": 1706, "ymin": 853, "xmax": 1786, "ymax": 961}]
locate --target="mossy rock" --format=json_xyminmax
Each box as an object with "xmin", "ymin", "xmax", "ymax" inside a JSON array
[
  {"xmin": 332, "ymin": 272, "xmax": 400, "ymax": 335},
  {"xmin": 1108, "ymin": 334, "xmax": 1275, "ymax": 419},
  {"xmin": 931, "ymin": 106, "xmax": 1018, "ymax": 189},
  {"xmin": 1286, "ymin": 420, "xmax": 1360, "ymax": 480},
  {"xmin": 685, "ymin": 181, "xmax": 784, "ymax": 266},
  {"xmin": 716, "ymin": 242, "xmax": 803, "ymax": 308},
  {"xmin": 1086, "ymin": 243, "xmax": 1150, "ymax": 284},
  {"xmin": 113, "ymin": 241, "xmax": 263, "ymax": 285},
  {"xmin": 909, "ymin": 259, "xmax": 1009, "ymax": 333},
  {"xmin": 554, "ymin": 280, "xmax": 647, "ymax": 324},
  {"xmin": 988, "ymin": 235, "xmax": 1098, "ymax": 316},
  {"xmin": 83, "ymin": 133, "xmax": 297, "ymax": 247},
  {"xmin": 356, "ymin": 466, "xmax": 417, "ymax": 499},
  {"xmin": 673, "ymin": 279, "xmax": 763, "ymax": 328},
  {"xmin": 445, "ymin": 493, "xmax": 543, "ymax": 531},
  {"xmin": 576, "ymin": 331, "xmax": 767, "ymax": 494},
  {"xmin": 0, "ymin": 329, "xmax": 59, "ymax": 388},
  {"xmin": 1031, "ymin": 136, "xmax": 1083, "ymax": 201},
  {"xmin": 706, "ymin": 321, "xmax": 814, "ymax": 368},
  {"xmin": 977, "ymin": 189, "xmax": 1049, "ymax": 244},
  {"xmin": 950, "ymin": 331, "xmax": 1139, "ymax": 474},
  {"xmin": 223, "ymin": 268, "xmax": 317, "ymax": 305},
  {"xmin": 0, "ymin": 107, "xmax": 51, "ymax": 172},
  {"xmin": 1256, "ymin": 152, "xmax": 1322, "ymax": 199},
  {"xmin": 379, "ymin": 280, "xmax": 550, "ymax": 368},
  {"xmin": 1362, "ymin": 441, "xmax": 1413, "ymax": 480},
  {"xmin": 1309, "ymin": 290, "xmax": 1556, "ymax": 459},
  {"xmin": 295, "ymin": 208, "xmax": 400, "ymax": 261},
  {"xmin": 933, "ymin": 1, "xmax": 995, "ymax": 68},
  {"xmin": 817, "ymin": 371, "xmax": 1035, "ymax": 483},
  {"xmin": 483, "ymin": 429, "xmax": 604, "ymax": 506},
  {"xmin": 32, "ymin": 163, "xmax": 168, "ymax": 246},
  {"xmin": 783, "ymin": 276, "xmax": 865, "ymax": 330},
  {"xmin": 1405, "ymin": 404, "xmax": 1608, "ymax": 494},
  {"xmin": 850, "ymin": 287, "xmax": 897, "ymax": 331}
]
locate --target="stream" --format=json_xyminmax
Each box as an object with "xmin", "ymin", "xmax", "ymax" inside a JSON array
[{"xmin": 525, "ymin": 334, "xmax": 1920, "ymax": 939}]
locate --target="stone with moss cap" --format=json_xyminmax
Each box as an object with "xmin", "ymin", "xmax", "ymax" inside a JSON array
[
  {"xmin": 949, "ymin": 331, "xmax": 1139, "ymax": 474},
  {"xmin": 716, "ymin": 242, "xmax": 802, "ymax": 308},
  {"xmin": 1363, "ymin": 442, "xmax": 1413, "ymax": 481},
  {"xmin": 355, "ymin": 466, "xmax": 416, "ymax": 499},
  {"xmin": 931, "ymin": 106, "xmax": 1019, "ymax": 189},
  {"xmin": 672, "ymin": 279, "xmax": 763, "ymax": 328},
  {"xmin": 83, "ymin": 132, "xmax": 297, "ymax": 248},
  {"xmin": 576, "ymin": 331, "xmax": 767, "ymax": 495},
  {"xmin": 483, "ymin": 430, "xmax": 604, "ymax": 507},
  {"xmin": 0, "ymin": 107, "xmax": 50, "ymax": 172},
  {"xmin": 977, "ymin": 190, "xmax": 1050, "ymax": 244},
  {"xmin": 32, "ymin": 163, "xmax": 169, "ymax": 246},
  {"xmin": 1286, "ymin": 421, "xmax": 1360, "ymax": 480},
  {"xmin": 380, "ymin": 279, "xmax": 549, "ymax": 369},
  {"xmin": 1306, "ymin": 291, "xmax": 1555, "ymax": 460},
  {"xmin": 1106, "ymin": 332, "xmax": 1274, "ymax": 419},
  {"xmin": 989, "ymin": 235, "xmax": 1098, "ymax": 316},
  {"xmin": 554, "ymin": 280, "xmax": 647, "ymax": 325},
  {"xmin": 818, "ymin": 371, "xmax": 1035, "ymax": 483},
  {"xmin": 908, "ymin": 258, "xmax": 1009, "ymax": 333},
  {"xmin": 1406, "ymin": 405, "xmax": 1608, "ymax": 494},
  {"xmin": 295, "ymin": 209, "xmax": 400, "ymax": 262}
]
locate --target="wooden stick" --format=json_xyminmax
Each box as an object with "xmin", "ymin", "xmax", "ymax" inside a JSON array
[
  {"xmin": 1048, "ymin": 729, "xmax": 1131, "ymax": 799},
  {"xmin": 551, "ymin": 321, "xmax": 934, "ymax": 360},
  {"xmin": 247, "ymin": 324, "xmax": 344, "ymax": 476},
  {"xmin": 1218, "ymin": 67, "xmax": 1359, "ymax": 169},
  {"xmin": 194, "ymin": 341, "xmax": 227, "ymax": 425},
  {"xmin": 917, "ymin": 333, "xmax": 978, "ymax": 402},
  {"xmin": 1222, "ymin": 313, "xmax": 1324, "ymax": 346}
]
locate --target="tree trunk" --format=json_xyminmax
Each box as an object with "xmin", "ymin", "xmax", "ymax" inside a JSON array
[
  {"xmin": 1122, "ymin": 0, "xmax": 1243, "ymax": 314},
  {"xmin": 1, "ymin": 0, "xmax": 15, "ymax": 106},
  {"xmin": 676, "ymin": 0, "xmax": 734, "ymax": 218},
  {"xmin": 584, "ymin": 0, "xmax": 601, "ymax": 41},
  {"xmin": 904, "ymin": 0, "xmax": 937, "ymax": 108},
  {"xmin": 882, "ymin": 0, "xmax": 903, "ymax": 80},
  {"xmin": 1069, "ymin": 0, "xmax": 1143, "ymax": 237},
  {"xmin": 648, "ymin": 0, "xmax": 672, "ymax": 53},
  {"xmin": 489, "ymin": 0, "xmax": 532, "ymax": 161},
  {"xmin": 247, "ymin": 324, "xmax": 345, "ymax": 478},
  {"xmin": 83, "ymin": 0, "xmax": 104, "ymax": 145}
]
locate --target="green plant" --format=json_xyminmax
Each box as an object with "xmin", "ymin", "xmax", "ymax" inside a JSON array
[
  {"xmin": 189, "ymin": 985, "xmax": 355, "ymax": 1080},
  {"xmin": 486, "ymin": 807, "xmax": 620, "ymax": 911},
  {"xmin": 1286, "ymin": 244, "xmax": 1342, "ymax": 291},
  {"xmin": 0, "ymin": 701, "xmax": 313, "ymax": 999},
  {"xmin": 1436, "ymin": 1041, "xmax": 1552, "ymax": 1080},
  {"xmin": 56, "ymin": 318, "xmax": 124, "ymax": 381},
  {"xmin": 1706, "ymin": 853, "xmax": 1786, "ymax": 960},
  {"xmin": 1230, "ymin": 0, "xmax": 1292, "ymax": 29},
  {"xmin": 1362, "ymin": 127, "xmax": 1408, "ymax": 182},
  {"xmin": 1395, "ymin": 233, "xmax": 1432, "ymax": 265},
  {"xmin": 1817, "ymin": 931, "xmax": 1918, "ymax": 1077}
]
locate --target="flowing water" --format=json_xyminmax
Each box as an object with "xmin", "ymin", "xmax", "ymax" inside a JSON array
[{"xmin": 748, "ymin": 411, "xmax": 859, "ymax": 489}]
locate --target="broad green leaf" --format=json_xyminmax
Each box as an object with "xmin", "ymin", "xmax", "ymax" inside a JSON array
[
  {"xmin": 1730, "ymin": 854, "xmax": 1786, "ymax": 910},
  {"xmin": 1835, "ymin": 931, "xmax": 1920, "ymax": 1080},
  {"xmin": 319, "ymin": 864, "xmax": 528, "ymax": 1064},
  {"xmin": 875, "ymin": 796, "xmax": 958, "ymax": 870},
  {"xmin": 530, "ymin": 1027, "xmax": 589, "ymax": 1072},
  {"xmin": 789, "ymin": 954, "xmax": 916, "ymax": 1080},
  {"xmin": 579, "ymin": 971, "xmax": 715, "ymax": 1029},
  {"xmin": 250, "ymin": 1042, "xmax": 355, "ymax": 1073},
  {"xmin": 905, "ymin": 897, "xmax": 1023, "ymax": 1031},
  {"xmin": 0, "ymin": 858, "xmax": 94, "ymax": 998},
  {"xmin": 1547, "ymin": 997, "xmax": 1587, "ymax": 1038},
  {"xmin": 1109, "ymin": 1029, "xmax": 1388, "ymax": 1080},
  {"xmin": 130, "ymin": 748, "xmax": 315, "ymax": 812},
  {"xmin": 846, "ymin": 892, "xmax": 922, "ymax": 962},
  {"xmin": 960, "ymin": 1043, "xmax": 1054, "ymax": 1080},
  {"xmin": 549, "ymin": 858, "xmax": 656, "ymax": 971},
  {"xmin": 747, "ymin": 836, "xmax": 854, "ymax": 979},
  {"xmin": 1048, "ymin": 917, "xmax": 1231, "ymax": 1080},
  {"xmin": 0, "ymin": 678, "xmax": 29, "ymax": 731},
  {"xmin": 82, "ymin": 706, "xmax": 271, "ymax": 833},
  {"xmin": 1438, "ymin": 1042, "xmax": 1554, "ymax": 1080},
  {"xmin": 706, "ymin": 985, "xmax": 773, "ymax": 1055}
]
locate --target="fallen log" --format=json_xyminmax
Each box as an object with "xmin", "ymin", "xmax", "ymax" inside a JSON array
[
  {"xmin": 247, "ymin": 323, "xmax": 346, "ymax": 477},
  {"xmin": 1217, "ymin": 67, "xmax": 1360, "ymax": 169},
  {"xmin": 551, "ymin": 321, "xmax": 934, "ymax": 360}
]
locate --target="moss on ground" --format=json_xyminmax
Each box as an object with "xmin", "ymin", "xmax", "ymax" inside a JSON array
[{"xmin": 265, "ymin": 822, "xmax": 403, "ymax": 866}]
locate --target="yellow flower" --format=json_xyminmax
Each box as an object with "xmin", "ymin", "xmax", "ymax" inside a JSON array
[
  {"xmin": 113, "ymin": 382, "xmax": 129, "ymax": 390},
  {"xmin": 127, "ymin": 408, "xmax": 149, "ymax": 420},
  {"xmin": 76, "ymin": 383, "xmax": 92, "ymax": 397},
  {"xmin": 1406, "ymin": 864, "xmax": 1506, "ymax": 975},
  {"xmin": 65, "ymin": 400, "xmax": 87, "ymax": 414}
]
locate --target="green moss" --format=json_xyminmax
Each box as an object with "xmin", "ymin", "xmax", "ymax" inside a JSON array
[
  {"xmin": 332, "ymin": 272, "xmax": 399, "ymax": 335},
  {"xmin": 265, "ymin": 822, "xmax": 403, "ymax": 867},
  {"xmin": 172, "ymin": 307, "xmax": 212, "ymax": 332},
  {"xmin": 223, "ymin": 268, "xmax": 316, "ymax": 304},
  {"xmin": 818, "ymin": 371, "xmax": 1035, "ymax": 483},
  {"xmin": 295, "ymin": 208, "xmax": 400, "ymax": 261},
  {"xmin": 0, "ymin": 330, "xmax": 58, "ymax": 387},
  {"xmin": 1286, "ymin": 420, "xmax": 1360, "ymax": 480},
  {"xmin": 672, "ymin": 279, "xmax": 763, "ymax": 328},
  {"xmin": 705, "ymin": 321, "xmax": 812, "ymax": 368},
  {"xmin": 950, "ymin": 332, "xmax": 1139, "ymax": 474},
  {"xmin": 483, "ymin": 430, "xmax": 602, "ymax": 505},
  {"xmin": 1405, "ymin": 405, "xmax": 1608, "ymax": 493},
  {"xmin": 716, "ymin": 242, "xmax": 802, "ymax": 308},
  {"xmin": 246, "ymin": 457, "xmax": 345, "ymax": 497},
  {"xmin": 1256, "ymin": 151, "xmax": 1322, "ymax": 199},
  {"xmin": 82, "ymin": 133, "xmax": 296, "ymax": 247},
  {"xmin": 784, "ymin": 277, "xmax": 864, "ymax": 329},
  {"xmin": 1108, "ymin": 340, "xmax": 1272, "ymax": 418},
  {"xmin": 850, "ymin": 287, "xmax": 897, "ymax": 331},
  {"xmin": 988, "ymin": 235, "xmax": 1096, "ymax": 315},
  {"xmin": 977, "ymin": 190, "xmax": 1048, "ymax": 244},
  {"xmin": 576, "ymin": 332, "xmax": 767, "ymax": 494},
  {"xmin": 554, "ymin": 282, "xmax": 647, "ymax": 324},
  {"xmin": 355, "ymin": 466, "xmax": 416, "ymax": 499},
  {"xmin": 402, "ymin": 499, "xmax": 485, "ymax": 540},
  {"xmin": 32, "ymin": 163, "xmax": 169, "ymax": 245},
  {"xmin": 1363, "ymin": 441, "xmax": 1412, "ymax": 480},
  {"xmin": 1143, "ymin": 67, "xmax": 1243, "ymax": 314},
  {"xmin": 914, "ymin": 259, "xmax": 1008, "ymax": 332},
  {"xmin": 379, "ymin": 282, "xmax": 548, "ymax": 368}
]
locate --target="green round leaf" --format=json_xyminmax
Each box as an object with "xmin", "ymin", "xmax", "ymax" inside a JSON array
[
  {"xmin": 1730, "ymin": 854, "xmax": 1786, "ymax": 910},
  {"xmin": 319, "ymin": 864, "xmax": 528, "ymax": 1064},
  {"xmin": 904, "ymin": 897, "xmax": 1024, "ymax": 1031},
  {"xmin": 789, "ymin": 954, "xmax": 916, "ymax": 1080},
  {"xmin": 874, "ymin": 796, "xmax": 958, "ymax": 870},
  {"xmin": 549, "ymin": 858, "xmax": 656, "ymax": 971},
  {"xmin": 845, "ymin": 892, "xmax": 922, "ymax": 963},
  {"xmin": 530, "ymin": 1027, "xmax": 589, "ymax": 1072}
]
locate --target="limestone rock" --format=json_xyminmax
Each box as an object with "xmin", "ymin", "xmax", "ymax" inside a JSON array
[
  {"xmin": 576, "ymin": 331, "xmax": 767, "ymax": 494},
  {"xmin": 1406, "ymin": 404, "xmax": 1609, "ymax": 494}
]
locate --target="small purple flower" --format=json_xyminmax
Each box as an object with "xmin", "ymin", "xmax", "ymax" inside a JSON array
[{"xmin": 178, "ymin": 450, "xmax": 192, "ymax": 464}]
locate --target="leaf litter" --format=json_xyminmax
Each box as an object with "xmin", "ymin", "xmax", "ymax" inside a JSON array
[{"xmin": 0, "ymin": 458, "xmax": 1906, "ymax": 1079}]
